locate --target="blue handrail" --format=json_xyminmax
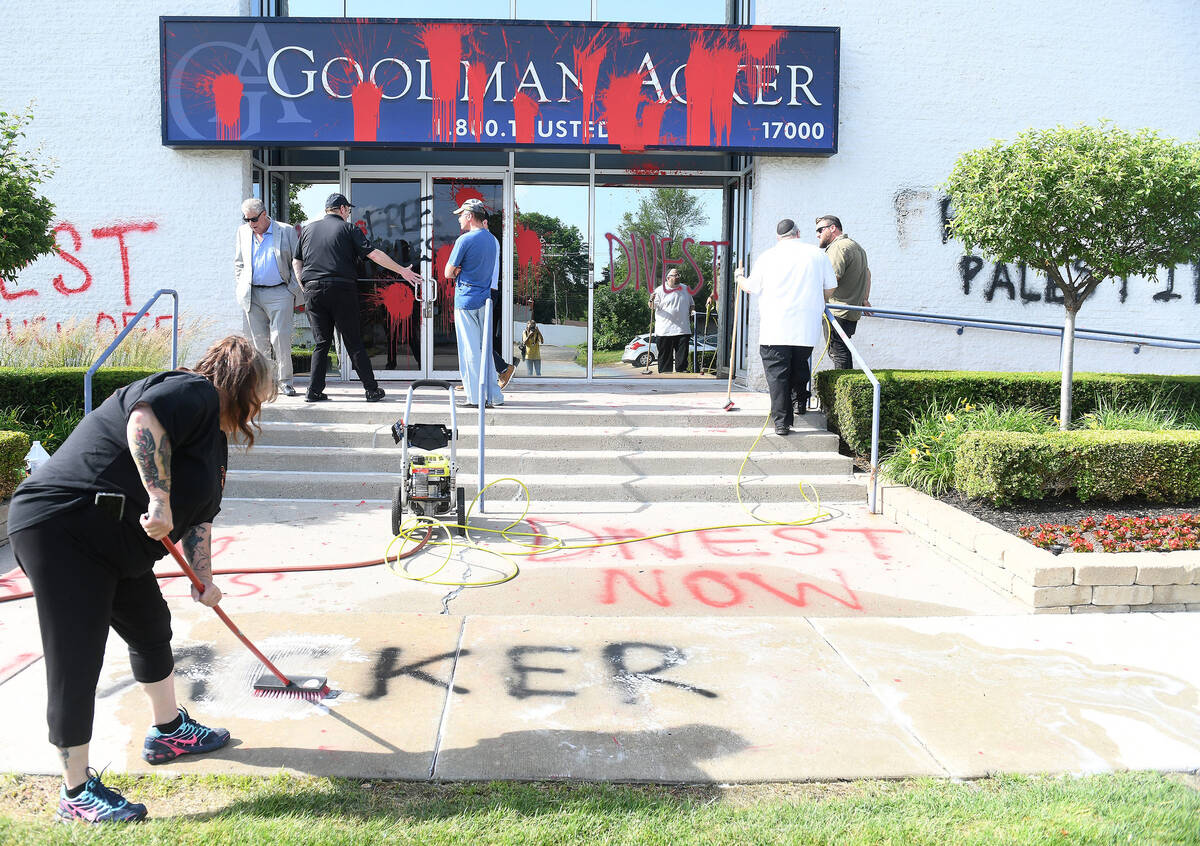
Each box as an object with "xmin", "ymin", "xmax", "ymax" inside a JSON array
[
  {"xmin": 476, "ymin": 297, "xmax": 491, "ymax": 513},
  {"xmin": 84, "ymin": 289, "xmax": 179, "ymax": 414}
]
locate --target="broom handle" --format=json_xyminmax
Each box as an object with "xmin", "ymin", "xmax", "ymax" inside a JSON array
[
  {"xmin": 725, "ymin": 282, "xmax": 743, "ymax": 401},
  {"xmin": 160, "ymin": 537, "xmax": 291, "ymax": 687}
]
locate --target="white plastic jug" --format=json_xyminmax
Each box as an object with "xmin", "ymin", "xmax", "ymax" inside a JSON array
[{"xmin": 24, "ymin": 441, "xmax": 50, "ymax": 475}]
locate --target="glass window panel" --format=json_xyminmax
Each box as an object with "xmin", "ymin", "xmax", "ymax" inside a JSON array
[
  {"xmin": 345, "ymin": 0, "xmax": 510, "ymax": 18},
  {"xmin": 513, "ymin": 182, "xmax": 590, "ymax": 379},
  {"xmin": 593, "ymin": 185, "xmax": 727, "ymax": 379},
  {"xmin": 594, "ymin": 0, "xmax": 727, "ymax": 24},
  {"xmin": 286, "ymin": 0, "xmax": 345, "ymax": 15},
  {"xmin": 515, "ymin": 0, "xmax": 590, "ymax": 21}
]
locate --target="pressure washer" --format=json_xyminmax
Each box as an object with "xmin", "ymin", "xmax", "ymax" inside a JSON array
[{"xmin": 390, "ymin": 379, "xmax": 467, "ymax": 538}]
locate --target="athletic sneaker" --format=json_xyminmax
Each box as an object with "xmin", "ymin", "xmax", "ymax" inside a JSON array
[
  {"xmin": 142, "ymin": 707, "xmax": 230, "ymax": 764},
  {"xmin": 57, "ymin": 769, "xmax": 147, "ymax": 824}
]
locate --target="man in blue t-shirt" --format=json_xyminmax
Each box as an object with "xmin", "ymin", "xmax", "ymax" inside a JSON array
[{"xmin": 446, "ymin": 198, "xmax": 503, "ymax": 407}]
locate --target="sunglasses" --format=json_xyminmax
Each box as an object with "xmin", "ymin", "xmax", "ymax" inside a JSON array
[
  {"xmin": 815, "ymin": 224, "xmax": 833, "ymax": 234},
  {"xmin": 243, "ymin": 210, "xmax": 265, "ymax": 223}
]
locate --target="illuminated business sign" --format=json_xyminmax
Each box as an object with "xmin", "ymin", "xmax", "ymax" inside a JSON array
[{"xmin": 161, "ymin": 17, "xmax": 838, "ymax": 154}]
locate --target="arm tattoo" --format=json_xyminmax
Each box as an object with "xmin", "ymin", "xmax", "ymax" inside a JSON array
[
  {"xmin": 132, "ymin": 426, "xmax": 171, "ymax": 495},
  {"xmin": 182, "ymin": 523, "xmax": 212, "ymax": 580}
]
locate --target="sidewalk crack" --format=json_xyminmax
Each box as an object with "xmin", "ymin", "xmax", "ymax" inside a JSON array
[
  {"xmin": 428, "ymin": 616, "xmax": 467, "ymax": 779},
  {"xmin": 804, "ymin": 618, "xmax": 952, "ymax": 778}
]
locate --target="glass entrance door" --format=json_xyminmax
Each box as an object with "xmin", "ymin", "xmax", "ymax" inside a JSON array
[{"xmin": 348, "ymin": 173, "xmax": 505, "ymax": 380}]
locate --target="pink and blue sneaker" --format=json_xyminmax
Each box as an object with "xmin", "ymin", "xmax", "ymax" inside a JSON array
[
  {"xmin": 142, "ymin": 707, "xmax": 230, "ymax": 764},
  {"xmin": 57, "ymin": 768, "xmax": 147, "ymax": 824}
]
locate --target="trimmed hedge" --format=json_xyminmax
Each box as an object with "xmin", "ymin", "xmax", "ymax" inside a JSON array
[
  {"xmin": 814, "ymin": 370, "xmax": 1200, "ymax": 455},
  {"xmin": 954, "ymin": 430, "xmax": 1200, "ymax": 504},
  {"xmin": 0, "ymin": 430, "xmax": 31, "ymax": 500},
  {"xmin": 0, "ymin": 367, "xmax": 157, "ymax": 418}
]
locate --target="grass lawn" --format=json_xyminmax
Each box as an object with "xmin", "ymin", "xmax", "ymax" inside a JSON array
[
  {"xmin": 578, "ymin": 348, "xmax": 627, "ymax": 367},
  {"xmin": 1, "ymin": 772, "xmax": 1197, "ymax": 845}
]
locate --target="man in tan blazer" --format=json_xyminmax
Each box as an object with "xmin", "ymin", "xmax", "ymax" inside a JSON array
[{"xmin": 234, "ymin": 198, "xmax": 306, "ymax": 395}]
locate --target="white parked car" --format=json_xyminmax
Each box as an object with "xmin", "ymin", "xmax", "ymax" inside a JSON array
[{"xmin": 621, "ymin": 333, "xmax": 718, "ymax": 368}]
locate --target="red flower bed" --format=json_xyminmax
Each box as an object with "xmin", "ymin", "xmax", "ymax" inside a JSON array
[{"xmin": 1017, "ymin": 513, "xmax": 1200, "ymax": 553}]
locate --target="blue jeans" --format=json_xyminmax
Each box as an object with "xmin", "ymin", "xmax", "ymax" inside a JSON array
[{"xmin": 455, "ymin": 304, "xmax": 504, "ymax": 406}]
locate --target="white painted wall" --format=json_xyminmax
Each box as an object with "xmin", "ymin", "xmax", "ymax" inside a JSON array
[
  {"xmin": 2, "ymin": 1, "xmax": 251, "ymax": 364},
  {"xmin": 747, "ymin": 0, "xmax": 1200, "ymax": 390}
]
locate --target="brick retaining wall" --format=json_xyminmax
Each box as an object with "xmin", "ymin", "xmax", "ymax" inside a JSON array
[{"xmin": 878, "ymin": 483, "xmax": 1200, "ymax": 614}]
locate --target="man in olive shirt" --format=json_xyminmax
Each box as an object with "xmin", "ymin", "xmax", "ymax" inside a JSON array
[{"xmin": 816, "ymin": 215, "xmax": 872, "ymax": 370}]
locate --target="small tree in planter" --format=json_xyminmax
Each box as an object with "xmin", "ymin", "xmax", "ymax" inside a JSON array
[
  {"xmin": 943, "ymin": 123, "xmax": 1200, "ymax": 428},
  {"xmin": 0, "ymin": 104, "xmax": 57, "ymax": 289}
]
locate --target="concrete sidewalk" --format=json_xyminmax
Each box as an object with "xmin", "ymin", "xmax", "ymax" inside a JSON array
[{"xmin": 2, "ymin": 499, "xmax": 1198, "ymax": 782}]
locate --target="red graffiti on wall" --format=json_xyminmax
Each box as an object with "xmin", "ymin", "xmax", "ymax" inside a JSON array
[
  {"xmin": 599, "ymin": 567, "xmax": 863, "ymax": 611},
  {"xmin": 419, "ymin": 24, "xmax": 469, "ymax": 143},
  {"xmin": 2, "ymin": 217, "xmax": 159, "ymax": 317},
  {"xmin": 435, "ymin": 242, "xmax": 456, "ymax": 332}
]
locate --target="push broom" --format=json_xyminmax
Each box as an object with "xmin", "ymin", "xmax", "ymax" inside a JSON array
[
  {"xmin": 722, "ymin": 284, "xmax": 743, "ymax": 412},
  {"xmin": 160, "ymin": 537, "xmax": 330, "ymax": 701}
]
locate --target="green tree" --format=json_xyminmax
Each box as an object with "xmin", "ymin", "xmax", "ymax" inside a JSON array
[
  {"xmin": 0, "ymin": 104, "xmax": 56, "ymax": 287},
  {"xmin": 287, "ymin": 181, "xmax": 311, "ymax": 224},
  {"xmin": 944, "ymin": 123, "xmax": 1200, "ymax": 427}
]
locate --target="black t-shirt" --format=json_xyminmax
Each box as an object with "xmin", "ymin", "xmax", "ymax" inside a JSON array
[
  {"xmin": 8, "ymin": 372, "xmax": 228, "ymax": 568},
  {"xmin": 296, "ymin": 213, "xmax": 375, "ymax": 286}
]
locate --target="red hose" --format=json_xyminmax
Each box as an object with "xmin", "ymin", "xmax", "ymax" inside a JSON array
[{"xmin": 0, "ymin": 525, "xmax": 433, "ymax": 604}]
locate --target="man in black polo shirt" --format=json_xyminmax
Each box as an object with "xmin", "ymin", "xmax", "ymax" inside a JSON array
[{"xmin": 293, "ymin": 193, "xmax": 421, "ymax": 402}]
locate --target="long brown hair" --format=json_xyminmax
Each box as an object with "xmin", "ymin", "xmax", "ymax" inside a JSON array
[{"xmin": 191, "ymin": 335, "xmax": 275, "ymax": 447}]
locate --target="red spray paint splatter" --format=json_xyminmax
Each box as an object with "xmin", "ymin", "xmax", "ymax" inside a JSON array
[
  {"xmin": 453, "ymin": 185, "xmax": 486, "ymax": 208},
  {"xmin": 684, "ymin": 35, "xmax": 741, "ymax": 147},
  {"xmin": 617, "ymin": 24, "xmax": 633, "ymax": 42},
  {"xmin": 351, "ymin": 81, "xmax": 383, "ymax": 142},
  {"xmin": 512, "ymin": 92, "xmax": 540, "ymax": 144},
  {"xmin": 435, "ymin": 242, "xmax": 455, "ymax": 331},
  {"xmin": 212, "ymin": 73, "xmax": 243, "ymax": 141},
  {"xmin": 601, "ymin": 73, "xmax": 667, "ymax": 153},
  {"xmin": 741, "ymin": 27, "xmax": 786, "ymax": 99},
  {"xmin": 573, "ymin": 42, "xmax": 608, "ymax": 143},
  {"xmin": 514, "ymin": 221, "xmax": 544, "ymax": 299},
  {"xmin": 366, "ymin": 282, "xmax": 417, "ymax": 348},
  {"xmin": 419, "ymin": 24, "xmax": 469, "ymax": 144},
  {"xmin": 466, "ymin": 61, "xmax": 488, "ymax": 142}
]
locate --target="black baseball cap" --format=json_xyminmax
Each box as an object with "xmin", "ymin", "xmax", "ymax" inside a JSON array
[{"xmin": 325, "ymin": 192, "xmax": 353, "ymax": 210}]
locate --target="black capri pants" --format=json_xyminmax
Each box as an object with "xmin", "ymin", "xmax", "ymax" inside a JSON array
[{"xmin": 11, "ymin": 506, "xmax": 174, "ymax": 748}]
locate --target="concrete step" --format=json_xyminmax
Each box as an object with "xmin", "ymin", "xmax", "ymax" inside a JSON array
[
  {"xmin": 250, "ymin": 422, "xmax": 842, "ymax": 452},
  {"xmin": 223, "ymin": 470, "xmax": 867, "ymax": 503},
  {"xmin": 259, "ymin": 403, "xmax": 825, "ymax": 431},
  {"xmin": 229, "ymin": 445, "xmax": 854, "ymax": 476}
]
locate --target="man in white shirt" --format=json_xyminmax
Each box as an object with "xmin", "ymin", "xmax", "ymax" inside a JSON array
[{"xmin": 735, "ymin": 218, "xmax": 837, "ymax": 436}]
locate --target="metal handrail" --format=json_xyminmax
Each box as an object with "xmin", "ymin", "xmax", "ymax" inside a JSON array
[
  {"xmin": 833, "ymin": 304, "xmax": 1200, "ymax": 352},
  {"xmin": 84, "ymin": 289, "xmax": 179, "ymax": 414},
  {"xmin": 820, "ymin": 303, "xmax": 1200, "ymax": 514},
  {"xmin": 822, "ymin": 307, "xmax": 881, "ymax": 513}
]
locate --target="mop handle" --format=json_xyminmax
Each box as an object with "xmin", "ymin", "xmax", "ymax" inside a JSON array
[
  {"xmin": 159, "ymin": 537, "xmax": 291, "ymax": 687},
  {"xmin": 725, "ymin": 281, "xmax": 743, "ymax": 400}
]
